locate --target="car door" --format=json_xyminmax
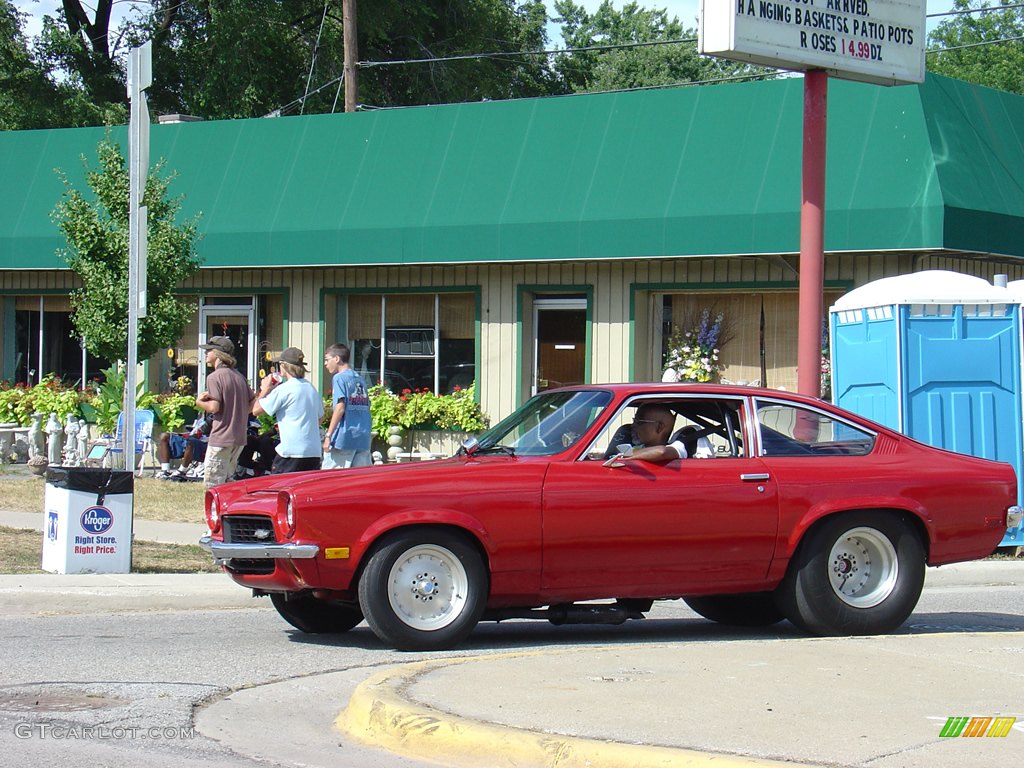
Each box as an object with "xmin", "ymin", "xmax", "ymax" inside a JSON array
[{"xmin": 539, "ymin": 396, "xmax": 780, "ymax": 598}]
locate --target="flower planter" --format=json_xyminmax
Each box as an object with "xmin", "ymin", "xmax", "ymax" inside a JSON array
[{"xmin": 408, "ymin": 429, "xmax": 470, "ymax": 458}]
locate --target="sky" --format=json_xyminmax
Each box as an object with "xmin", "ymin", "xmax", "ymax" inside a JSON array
[{"xmin": 14, "ymin": 0, "xmax": 960, "ymax": 43}]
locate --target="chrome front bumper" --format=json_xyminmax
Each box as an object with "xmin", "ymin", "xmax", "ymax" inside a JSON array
[
  {"xmin": 1007, "ymin": 505, "xmax": 1024, "ymax": 529},
  {"xmin": 199, "ymin": 536, "xmax": 319, "ymax": 562}
]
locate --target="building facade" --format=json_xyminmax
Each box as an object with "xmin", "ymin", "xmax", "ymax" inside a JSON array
[{"xmin": 3, "ymin": 74, "xmax": 1024, "ymax": 426}]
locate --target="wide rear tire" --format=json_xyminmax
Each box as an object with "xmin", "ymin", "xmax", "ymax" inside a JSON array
[
  {"xmin": 777, "ymin": 512, "xmax": 925, "ymax": 636},
  {"xmin": 270, "ymin": 592, "xmax": 364, "ymax": 634},
  {"xmin": 358, "ymin": 528, "xmax": 488, "ymax": 651}
]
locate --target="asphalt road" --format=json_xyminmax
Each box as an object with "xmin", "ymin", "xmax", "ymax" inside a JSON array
[{"xmin": 1, "ymin": 574, "xmax": 1023, "ymax": 768}]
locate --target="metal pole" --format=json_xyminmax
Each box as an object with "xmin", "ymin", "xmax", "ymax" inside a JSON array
[
  {"xmin": 126, "ymin": 42, "xmax": 152, "ymax": 468},
  {"xmin": 797, "ymin": 70, "xmax": 827, "ymax": 398},
  {"xmin": 343, "ymin": 0, "xmax": 358, "ymax": 112}
]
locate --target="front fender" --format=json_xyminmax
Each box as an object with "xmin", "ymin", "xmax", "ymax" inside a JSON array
[{"xmin": 355, "ymin": 509, "xmax": 497, "ymax": 560}]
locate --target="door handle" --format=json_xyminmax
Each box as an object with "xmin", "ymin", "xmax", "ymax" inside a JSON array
[{"xmin": 740, "ymin": 473, "xmax": 770, "ymax": 482}]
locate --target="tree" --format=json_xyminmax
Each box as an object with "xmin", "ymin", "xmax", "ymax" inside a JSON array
[
  {"xmin": 52, "ymin": 137, "xmax": 203, "ymax": 363},
  {"xmin": 118, "ymin": 0, "xmax": 557, "ymax": 118},
  {"xmin": 552, "ymin": 0, "xmax": 772, "ymax": 93},
  {"xmin": 0, "ymin": 0, "xmax": 122, "ymax": 129},
  {"xmin": 927, "ymin": 0, "xmax": 1024, "ymax": 95},
  {"xmin": 33, "ymin": 0, "xmax": 129, "ymax": 118}
]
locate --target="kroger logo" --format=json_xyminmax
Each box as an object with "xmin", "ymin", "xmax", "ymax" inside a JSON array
[{"xmin": 80, "ymin": 506, "xmax": 114, "ymax": 534}]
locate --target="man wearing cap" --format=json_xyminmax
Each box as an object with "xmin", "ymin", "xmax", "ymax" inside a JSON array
[
  {"xmin": 195, "ymin": 336, "xmax": 254, "ymax": 486},
  {"xmin": 253, "ymin": 347, "xmax": 325, "ymax": 474}
]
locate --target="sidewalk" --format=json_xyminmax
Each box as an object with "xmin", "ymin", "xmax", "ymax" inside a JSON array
[
  {"xmin": 0, "ymin": 509, "xmax": 206, "ymax": 546},
  {"xmin": 337, "ymin": 629, "xmax": 1024, "ymax": 768}
]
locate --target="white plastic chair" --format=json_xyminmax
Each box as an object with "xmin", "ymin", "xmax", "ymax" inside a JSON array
[{"xmin": 105, "ymin": 410, "xmax": 155, "ymax": 475}]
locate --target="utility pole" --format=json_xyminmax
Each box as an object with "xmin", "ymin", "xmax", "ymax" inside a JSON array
[
  {"xmin": 343, "ymin": 0, "xmax": 358, "ymax": 112},
  {"xmin": 126, "ymin": 41, "xmax": 152, "ymax": 467}
]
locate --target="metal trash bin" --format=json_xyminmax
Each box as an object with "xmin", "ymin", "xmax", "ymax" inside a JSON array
[{"xmin": 42, "ymin": 467, "xmax": 134, "ymax": 574}]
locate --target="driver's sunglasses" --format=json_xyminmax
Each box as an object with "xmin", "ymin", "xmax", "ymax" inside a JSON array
[{"xmin": 633, "ymin": 418, "xmax": 660, "ymax": 425}]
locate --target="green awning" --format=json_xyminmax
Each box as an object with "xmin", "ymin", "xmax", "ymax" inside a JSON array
[{"xmin": 2, "ymin": 73, "xmax": 1023, "ymax": 270}]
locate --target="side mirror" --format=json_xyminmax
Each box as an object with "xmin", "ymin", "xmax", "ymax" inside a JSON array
[{"xmin": 461, "ymin": 436, "xmax": 480, "ymax": 456}]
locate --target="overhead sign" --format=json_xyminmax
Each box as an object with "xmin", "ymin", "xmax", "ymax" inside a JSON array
[{"xmin": 699, "ymin": 0, "xmax": 926, "ymax": 86}]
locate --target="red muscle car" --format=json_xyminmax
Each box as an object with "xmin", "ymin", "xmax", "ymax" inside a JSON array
[{"xmin": 200, "ymin": 384, "xmax": 1022, "ymax": 651}]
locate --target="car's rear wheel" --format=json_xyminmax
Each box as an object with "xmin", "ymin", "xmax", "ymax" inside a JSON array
[
  {"xmin": 270, "ymin": 592, "xmax": 364, "ymax": 633},
  {"xmin": 358, "ymin": 529, "xmax": 487, "ymax": 651},
  {"xmin": 683, "ymin": 592, "xmax": 785, "ymax": 626},
  {"xmin": 777, "ymin": 512, "xmax": 925, "ymax": 636}
]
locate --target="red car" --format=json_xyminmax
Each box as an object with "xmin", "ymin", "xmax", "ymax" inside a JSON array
[{"xmin": 200, "ymin": 384, "xmax": 1021, "ymax": 651}]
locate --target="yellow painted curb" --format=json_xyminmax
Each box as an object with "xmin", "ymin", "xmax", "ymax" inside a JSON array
[{"xmin": 336, "ymin": 650, "xmax": 797, "ymax": 768}]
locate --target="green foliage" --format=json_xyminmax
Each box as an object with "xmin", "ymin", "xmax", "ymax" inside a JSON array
[
  {"xmin": 8, "ymin": 0, "xmax": 786, "ymax": 126},
  {"xmin": 153, "ymin": 392, "xmax": 198, "ymax": 432},
  {"xmin": 0, "ymin": 377, "xmax": 88, "ymax": 426},
  {"xmin": 552, "ymin": 0, "xmax": 773, "ymax": 93},
  {"xmin": 52, "ymin": 136, "xmax": 202, "ymax": 364},
  {"xmin": 81, "ymin": 364, "xmax": 157, "ymax": 434},
  {"xmin": 117, "ymin": 0, "xmax": 556, "ymax": 118},
  {"xmin": 0, "ymin": 0, "xmax": 125, "ymax": 130},
  {"xmin": 927, "ymin": 0, "xmax": 1024, "ymax": 95},
  {"xmin": 368, "ymin": 384, "xmax": 488, "ymax": 439}
]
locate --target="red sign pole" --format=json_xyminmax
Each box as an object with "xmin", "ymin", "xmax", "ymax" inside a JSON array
[{"xmin": 798, "ymin": 70, "xmax": 828, "ymax": 398}]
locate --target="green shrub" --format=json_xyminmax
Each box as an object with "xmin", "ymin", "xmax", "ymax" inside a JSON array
[
  {"xmin": 367, "ymin": 384, "xmax": 487, "ymax": 439},
  {"xmin": 0, "ymin": 376, "xmax": 89, "ymax": 426}
]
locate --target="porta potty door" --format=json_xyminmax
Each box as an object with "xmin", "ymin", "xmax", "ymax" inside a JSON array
[
  {"xmin": 831, "ymin": 306, "xmax": 900, "ymax": 430},
  {"xmin": 901, "ymin": 303, "xmax": 1023, "ymax": 532}
]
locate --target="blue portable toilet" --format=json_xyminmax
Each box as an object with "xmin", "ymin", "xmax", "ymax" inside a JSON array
[{"xmin": 830, "ymin": 271, "xmax": 1023, "ymax": 547}]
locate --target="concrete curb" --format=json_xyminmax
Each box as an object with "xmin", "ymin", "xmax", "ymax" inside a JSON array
[{"xmin": 336, "ymin": 650, "xmax": 797, "ymax": 768}]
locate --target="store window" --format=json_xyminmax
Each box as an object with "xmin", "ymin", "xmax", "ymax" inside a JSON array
[
  {"xmin": 348, "ymin": 293, "xmax": 475, "ymax": 393},
  {"xmin": 12, "ymin": 297, "xmax": 109, "ymax": 386}
]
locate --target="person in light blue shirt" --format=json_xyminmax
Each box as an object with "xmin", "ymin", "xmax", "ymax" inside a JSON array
[
  {"xmin": 322, "ymin": 342, "xmax": 372, "ymax": 469},
  {"xmin": 253, "ymin": 347, "xmax": 324, "ymax": 474}
]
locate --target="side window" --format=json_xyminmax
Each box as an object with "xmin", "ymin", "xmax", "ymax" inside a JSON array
[
  {"xmin": 582, "ymin": 398, "xmax": 747, "ymax": 460},
  {"xmin": 756, "ymin": 401, "xmax": 875, "ymax": 457}
]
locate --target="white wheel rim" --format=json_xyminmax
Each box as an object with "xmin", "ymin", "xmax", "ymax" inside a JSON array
[
  {"xmin": 828, "ymin": 526, "xmax": 898, "ymax": 608},
  {"xmin": 387, "ymin": 544, "xmax": 469, "ymax": 631}
]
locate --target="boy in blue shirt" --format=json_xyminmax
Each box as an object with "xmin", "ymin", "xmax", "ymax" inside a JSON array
[{"xmin": 322, "ymin": 343, "xmax": 372, "ymax": 469}]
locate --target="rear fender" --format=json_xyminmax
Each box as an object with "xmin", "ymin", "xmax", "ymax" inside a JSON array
[{"xmin": 768, "ymin": 498, "xmax": 932, "ymax": 582}]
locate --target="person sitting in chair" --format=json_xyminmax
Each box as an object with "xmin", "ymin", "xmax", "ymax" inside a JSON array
[{"xmin": 156, "ymin": 415, "xmax": 210, "ymax": 479}]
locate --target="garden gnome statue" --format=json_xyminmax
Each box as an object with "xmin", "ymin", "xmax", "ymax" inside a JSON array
[
  {"xmin": 45, "ymin": 412, "xmax": 64, "ymax": 466},
  {"xmin": 77, "ymin": 420, "xmax": 90, "ymax": 463},
  {"xmin": 28, "ymin": 413, "xmax": 45, "ymax": 460},
  {"xmin": 63, "ymin": 414, "xmax": 81, "ymax": 466}
]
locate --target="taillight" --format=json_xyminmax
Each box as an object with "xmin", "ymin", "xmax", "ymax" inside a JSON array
[{"xmin": 205, "ymin": 490, "xmax": 222, "ymax": 534}]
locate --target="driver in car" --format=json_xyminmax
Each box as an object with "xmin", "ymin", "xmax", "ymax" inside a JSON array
[{"xmin": 607, "ymin": 404, "xmax": 689, "ymax": 463}]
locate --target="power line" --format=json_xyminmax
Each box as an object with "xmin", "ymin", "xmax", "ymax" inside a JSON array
[
  {"xmin": 927, "ymin": 33, "xmax": 1024, "ymax": 53},
  {"xmin": 358, "ymin": 37, "xmax": 699, "ymax": 69},
  {"xmin": 928, "ymin": 2, "xmax": 1024, "ymax": 18},
  {"xmin": 270, "ymin": 6, "xmax": 1024, "ymax": 116}
]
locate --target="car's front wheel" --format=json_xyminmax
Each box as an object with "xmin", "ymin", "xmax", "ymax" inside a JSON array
[
  {"xmin": 683, "ymin": 592, "xmax": 785, "ymax": 626},
  {"xmin": 270, "ymin": 592, "xmax": 364, "ymax": 633},
  {"xmin": 777, "ymin": 512, "xmax": 925, "ymax": 636},
  {"xmin": 358, "ymin": 528, "xmax": 487, "ymax": 651}
]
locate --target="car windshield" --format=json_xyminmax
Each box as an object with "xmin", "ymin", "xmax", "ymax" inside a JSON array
[{"xmin": 475, "ymin": 390, "xmax": 613, "ymax": 456}]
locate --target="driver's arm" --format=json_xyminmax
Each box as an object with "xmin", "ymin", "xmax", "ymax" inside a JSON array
[{"xmin": 622, "ymin": 440, "xmax": 687, "ymax": 463}]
